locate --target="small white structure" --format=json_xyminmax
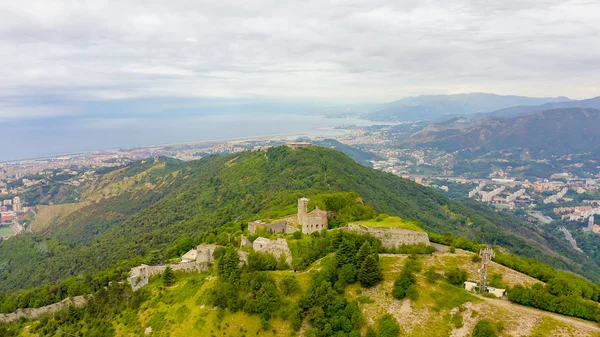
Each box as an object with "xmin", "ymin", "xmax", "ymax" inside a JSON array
[
  {"xmin": 464, "ymin": 281, "xmax": 506, "ymax": 298},
  {"xmin": 464, "ymin": 281, "xmax": 477, "ymax": 292},
  {"xmin": 487, "ymin": 286, "xmax": 506, "ymax": 298},
  {"xmin": 181, "ymin": 249, "xmax": 198, "ymax": 263}
]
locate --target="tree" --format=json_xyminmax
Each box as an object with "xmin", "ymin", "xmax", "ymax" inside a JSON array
[
  {"xmin": 218, "ymin": 247, "xmax": 240, "ymax": 283},
  {"xmin": 446, "ymin": 267, "xmax": 468, "ymax": 285},
  {"xmin": 280, "ymin": 275, "xmax": 301, "ymax": 296},
  {"xmin": 162, "ymin": 266, "xmax": 174, "ymax": 286},
  {"xmin": 359, "ymin": 255, "xmax": 383, "ymax": 287},
  {"xmin": 472, "ymin": 320, "xmax": 497, "ymax": 337},
  {"xmin": 336, "ymin": 239, "xmax": 356, "ymax": 266},
  {"xmin": 392, "ymin": 270, "xmax": 415, "ymax": 299},
  {"xmin": 377, "ymin": 314, "xmax": 400, "ymax": 337},
  {"xmin": 355, "ymin": 241, "xmax": 373, "ymax": 268},
  {"xmin": 339, "ymin": 263, "xmax": 358, "ymax": 284}
]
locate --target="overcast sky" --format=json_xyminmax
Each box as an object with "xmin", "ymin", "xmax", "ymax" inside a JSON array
[{"xmin": 1, "ymin": 0, "xmax": 599, "ymax": 120}]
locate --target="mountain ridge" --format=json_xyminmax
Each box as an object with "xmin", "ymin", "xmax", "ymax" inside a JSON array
[
  {"xmin": 477, "ymin": 96, "xmax": 600, "ymax": 119},
  {"xmin": 362, "ymin": 93, "xmax": 571, "ymax": 122},
  {"xmin": 405, "ymin": 107, "xmax": 600, "ymax": 156}
]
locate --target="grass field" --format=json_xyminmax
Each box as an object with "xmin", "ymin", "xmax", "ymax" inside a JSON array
[
  {"xmin": 353, "ymin": 216, "xmax": 425, "ymax": 232},
  {"xmin": 0, "ymin": 226, "xmax": 15, "ymax": 236}
]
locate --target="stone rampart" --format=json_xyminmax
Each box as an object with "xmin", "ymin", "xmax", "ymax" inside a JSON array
[
  {"xmin": 128, "ymin": 261, "xmax": 210, "ymax": 290},
  {"xmin": 344, "ymin": 224, "xmax": 430, "ymax": 249},
  {"xmin": 0, "ymin": 296, "xmax": 87, "ymax": 323}
]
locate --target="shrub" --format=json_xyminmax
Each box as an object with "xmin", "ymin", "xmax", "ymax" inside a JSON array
[
  {"xmin": 377, "ymin": 314, "xmax": 400, "ymax": 337},
  {"xmin": 404, "ymin": 258, "xmax": 422, "ymax": 273},
  {"xmin": 406, "ymin": 284, "xmax": 419, "ymax": 301},
  {"xmin": 471, "ymin": 320, "xmax": 497, "ymax": 337},
  {"xmin": 425, "ymin": 267, "xmax": 442, "ymax": 284},
  {"xmin": 446, "ymin": 267, "xmax": 468, "ymax": 286},
  {"xmin": 280, "ymin": 275, "xmax": 301, "ymax": 296},
  {"xmin": 392, "ymin": 271, "xmax": 415, "ymax": 300},
  {"xmin": 451, "ymin": 312, "xmax": 463, "ymax": 328}
]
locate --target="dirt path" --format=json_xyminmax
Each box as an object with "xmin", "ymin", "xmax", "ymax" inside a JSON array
[{"xmin": 475, "ymin": 294, "xmax": 600, "ymax": 332}]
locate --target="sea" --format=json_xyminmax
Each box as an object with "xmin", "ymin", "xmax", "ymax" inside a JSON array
[{"xmin": 1, "ymin": 113, "xmax": 375, "ymax": 162}]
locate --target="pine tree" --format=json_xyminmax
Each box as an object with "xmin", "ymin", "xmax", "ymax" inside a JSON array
[
  {"xmin": 359, "ymin": 255, "xmax": 383, "ymax": 287},
  {"xmin": 336, "ymin": 239, "xmax": 356, "ymax": 267},
  {"xmin": 355, "ymin": 241, "xmax": 373, "ymax": 268},
  {"xmin": 329, "ymin": 231, "xmax": 343, "ymax": 251},
  {"xmin": 162, "ymin": 266, "xmax": 174, "ymax": 286}
]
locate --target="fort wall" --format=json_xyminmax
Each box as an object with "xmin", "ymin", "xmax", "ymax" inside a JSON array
[
  {"xmin": 0, "ymin": 296, "xmax": 87, "ymax": 323},
  {"xmin": 343, "ymin": 224, "xmax": 430, "ymax": 249}
]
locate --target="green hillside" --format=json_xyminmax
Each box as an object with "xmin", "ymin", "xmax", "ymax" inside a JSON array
[
  {"xmin": 3, "ymin": 246, "xmax": 600, "ymax": 337},
  {"xmin": 0, "ymin": 146, "xmax": 597, "ymax": 295}
]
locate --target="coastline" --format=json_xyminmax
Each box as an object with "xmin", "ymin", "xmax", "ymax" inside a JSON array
[{"xmin": 1, "ymin": 128, "xmax": 351, "ymax": 164}]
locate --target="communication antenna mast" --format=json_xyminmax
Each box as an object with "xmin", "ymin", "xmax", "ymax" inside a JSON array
[{"xmin": 478, "ymin": 247, "xmax": 494, "ymax": 290}]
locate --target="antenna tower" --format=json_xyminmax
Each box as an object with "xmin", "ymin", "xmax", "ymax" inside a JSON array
[{"xmin": 478, "ymin": 247, "xmax": 494, "ymax": 290}]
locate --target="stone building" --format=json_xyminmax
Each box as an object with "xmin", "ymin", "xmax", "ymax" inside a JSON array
[
  {"xmin": 298, "ymin": 197, "xmax": 328, "ymax": 234},
  {"xmin": 285, "ymin": 142, "xmax": 311, "ymax": 150},
  {"xmin": 252, "ymin": 237, "xmax": 293, "ymax": 265},
  {"xmin": 248, "ymin": 220, "xmax": 298, "ymax": 234},
  {"xmin": 128, "ymin": 244, "xmax": 223, "ymax": 290}
]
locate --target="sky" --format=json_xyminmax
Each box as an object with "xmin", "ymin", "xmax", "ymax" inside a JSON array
[{"xmin": 1, "ymin": 0, "xmax": 599, "ymax": 121}]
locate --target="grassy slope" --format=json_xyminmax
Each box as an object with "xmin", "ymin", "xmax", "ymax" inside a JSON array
[
  {"xmin": 0, "ymin": 146, "xmax": 596, "ymax": 292},
  {"xmin": 353, "ymin": 216, "xmax": 425, "ymax": 232},
  {"xmin": 14, "ymin": 251, "xmax": 599, "ymax": 337}
]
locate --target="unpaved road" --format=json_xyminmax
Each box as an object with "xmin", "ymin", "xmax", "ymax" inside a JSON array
[{"xmin": 475, "ymin": 294, "xmax": 600, "ymax": 332}]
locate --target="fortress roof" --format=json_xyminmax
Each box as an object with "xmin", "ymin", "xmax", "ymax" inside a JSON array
[{"xmin": 308, "ymin": 206, "xmax": 327, "ymax": 216}]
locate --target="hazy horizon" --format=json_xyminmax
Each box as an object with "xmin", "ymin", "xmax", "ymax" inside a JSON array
[{"xmin": 1, "ymin": 0, "xmax": 600, "ymax": 123}]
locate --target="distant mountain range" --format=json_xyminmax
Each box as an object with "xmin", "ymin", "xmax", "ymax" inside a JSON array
[
  {"xmin": 356, "ymin": 93, "xmax": 571, "ymax": 122},
  {"xmin": 405, "ymin": 108, "xmax": 600, "ymax": 156},
  {"xmin": 477, "ymin": 96, "xmax": 600, "ymax": 119}
]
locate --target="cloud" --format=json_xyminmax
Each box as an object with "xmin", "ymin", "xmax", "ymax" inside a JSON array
[{"xmin": 0, "ymin": 0, "xmax": 599, "ymax": 119}]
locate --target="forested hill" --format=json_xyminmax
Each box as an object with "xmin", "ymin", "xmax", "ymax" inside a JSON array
[{"xmin": 0, "ymin": 146, "xmax": 597, "ymax": 293}]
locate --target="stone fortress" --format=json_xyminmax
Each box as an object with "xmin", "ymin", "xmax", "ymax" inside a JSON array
[
  {"xmin": 298, "ymin": 197, "xmax": 328, "ymax": 234},
  {"xmin": 128, "ymin": 244, "xmax": 222, "ymax": 290},
  {"xmin": 128, "ymin": 197, "xmax": 432, "ymax": 290},
  {"xmin": 248, "ymin": 220, "xmax": 298, "ymax": 235},
  {"xmin": 242, "ymin": 236, "xmax": 293, "ymax": 265}
]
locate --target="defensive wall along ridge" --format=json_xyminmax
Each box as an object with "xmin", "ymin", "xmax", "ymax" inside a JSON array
[
  {"xmin": 0, "ymin": 296, "xmax": 87, "ymax": 323},
  {"xmin": 341, "ymin": 224, "xmax": 430, "ymax": 249}
]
